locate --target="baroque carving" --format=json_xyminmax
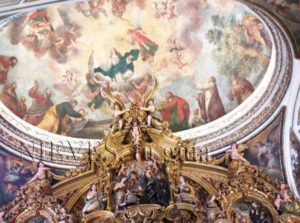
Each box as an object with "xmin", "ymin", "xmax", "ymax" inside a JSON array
[{"xmin": 1, "ymin": 104, "xmax": 300, "ymax": 222}]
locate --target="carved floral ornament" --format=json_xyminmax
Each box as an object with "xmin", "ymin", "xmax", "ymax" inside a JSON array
[
  {"xmin": 1, "ymin": 105, "xmax": 299, "ymax": 223},
  {"xmin": 0, "ymin": 0, "xmax": 294, "ymax": 167}
]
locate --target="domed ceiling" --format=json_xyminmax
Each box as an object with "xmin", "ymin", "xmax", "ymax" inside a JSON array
[{"xmin": 0, "ymin": 0, "xmax": 273, "ymax": 140}]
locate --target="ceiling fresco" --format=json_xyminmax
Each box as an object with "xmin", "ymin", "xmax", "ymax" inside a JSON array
[
  {"xmin": 0, "ymin": 0, "xmax": 273, "ymax": 140},
  {"xmin": 250, "ymin": 0, "xmax": 300, "ymax": 57}
]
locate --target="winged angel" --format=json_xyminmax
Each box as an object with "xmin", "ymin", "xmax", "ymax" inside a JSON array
[{"xmin": 101, "ymin": 76, "xmax": 167, "ymax": 134}]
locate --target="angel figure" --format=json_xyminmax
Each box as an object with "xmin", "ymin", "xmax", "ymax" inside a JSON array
[
  {"xmin": 0, "ymin": 210, "xmax": 6, "ymax": 223},
  {"xmin": 227, "ymin": 143, "xmax": 250, "ymax": 164},
  {"xmin": 131, "ymin": 120, "xmax": 141, "ymax": 146},
  {"xmin": 82, "ymin": 184, "xmax": 104, "ymax": 215},
  {"xmin": 58, "ymin": 207, "xmax": 72, "ymax": 223},
  {"xmin": 141, "ymin": 99, "xmax": 155, "ymax": 127},
  {"xmin": 274, "ymin": 194, "xmax": 284, "ymax": 212},
  {"xmin": 112, "ymin": 103, "xmax": 129, "ymax": 131},
  {"xmin": 279, "ymin": 184, "xmax": 292, "ymax": 203},
  {"xmin": 28, "ymin": 162, "xmax": 49, "ymax": 184},
  {"xmin": 139, "ymin": 78, "xmax": 166, "ymax": 129}
]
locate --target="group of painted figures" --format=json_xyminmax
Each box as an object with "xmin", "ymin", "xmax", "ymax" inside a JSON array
[{"xmin": 0, "ymin": 48, "xmax": 256, "ymax": 137}]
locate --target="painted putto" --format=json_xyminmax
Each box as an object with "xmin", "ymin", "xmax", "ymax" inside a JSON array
[{"xmin": 0, "ymin": 0, "xmax": 272, "ymax": 139}]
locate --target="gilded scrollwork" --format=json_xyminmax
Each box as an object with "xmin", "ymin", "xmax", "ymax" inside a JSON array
[{"xmin": 2, "ymin": 104, "xmax": 300, "ymax": 223}]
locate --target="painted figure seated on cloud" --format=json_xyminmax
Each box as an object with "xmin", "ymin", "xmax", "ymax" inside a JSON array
[
  {"xmin": 7, "ymin": 9, "xmax": 81, "ymax": 63},
  {"xmin": 128, "ymin": 28, "xmax": 159, "ymax": 61},
  {"xmin": 76, "ymin": 0, "xmax": 107, "ymax": 19}
]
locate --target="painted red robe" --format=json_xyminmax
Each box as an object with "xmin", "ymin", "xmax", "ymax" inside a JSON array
[
  {"xmin": 130, "ymin": 29, "xmax": 159, "ymax": 61},
  {"xmin": 25, "ymin": 87, "xmax": 52, "ymax": 125},
  {"xmin": 160, "ymin": 95, "xmax": 190, "ymax": 132}
]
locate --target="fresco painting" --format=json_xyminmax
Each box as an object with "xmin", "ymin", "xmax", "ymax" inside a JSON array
[
  {"xmin": 0, "ymin": 146, "xmax": 35, "ymax": 207},
  {"xmin": 0, "ymin": 0, "xmax": 272, "ymax": 139},
  {"xmin": 244, "ymin": 110, "xmax": 285, "ymax": 181},
  {"xmin": 290, "ymin": 131, "xmax": 300, "ymax": 195},
  {"xmin": 231, "ymin": 199, "xmax": 272, "ymax": 223},
  {"xmin": 251, "ymin": 0, "xmax": 300, "ymax": 57}
]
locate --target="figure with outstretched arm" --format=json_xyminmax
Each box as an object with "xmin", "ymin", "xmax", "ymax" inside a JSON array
[
  {"xmin": 28, "ymin": 162, "xmax": 49, "ymax": 184},
  {"xmin": 226, "ymin": 143, "xmax": 250, "ymax": 164},
  {"xmin": 113, "ymin": 103, "xmax": 129, "ymax": 131},
  {"xmin": 141, "ymin": 99, "xmax": 155, "ymax": 127}
]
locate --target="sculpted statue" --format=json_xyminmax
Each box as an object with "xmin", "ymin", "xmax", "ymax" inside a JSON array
[
  {"xmin": 173, "ymin": 176, "xmax": 199, "ymax": 205},
  {"xmin": 112, "ymin": 103, "xmax": 129, "ymax": 132},
  {"xmin": 28, "ymin": 162, "xmax": 49, "ymax": 184},
  {"xmin": 227, "ymin": 143, "xmax": 250, "ymax": 164},
  {"xmin": 0, "ymin": 210, "xmax": 6, "ymax": 223},
  {"xmin": 113, "ymin": 177, "xmax": 127, "ymax": 210},
  {"xmin": 206, "ymin": 195, "xmax": 224, "ymax": 222},
  {"xmin": 82, "ymin": 184, "xmax": 105, "ymax": 215}
]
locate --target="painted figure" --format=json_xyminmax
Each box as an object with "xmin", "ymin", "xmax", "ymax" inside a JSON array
[
  {"xmin": 37, "ymin": 100, "xmax": 84, "ymax": 135},
  {"xmin": 27, "ymin": 10, "xmax": 53, "ymax": 30},
  {"xmin": 18, "ymin": 96, "xmax": 27, "ymax": 119},
  {"xmin": 194, "ymin": 76, "xmax": 225, "ymax": 123},
  {"xmin": 93, "ymin": 49, "xmax": 139, "ymax": 80},
  {"xmin": 129, "ymin": 74, "xmax": 153, "ymax": 103},
  {"xmin": 28, "ymin": 162, "xmax": 49, "ymax": 184},
  {"xmin": 227, "ymin": 143, "xmax": 250, "ymax": 164},
  {"xmin": 82, "ymin": 184, "xmax": 102, "ymax": 215},
  {"xmin": 0, "ymin": 56, "xmax": 18, "ymax": 84},
  {"xmin": 240, "ymin": 16, "xmax": 272, "ymax": 49},
  {"xmin": 128, "ymin": 28, "xmax": 159, "ymax": 61},
  {"xmin": 77, "ymin": 0, "xmax": 107, "ymax": 19},
  {"xmin": 190, "ymin": 108, "xmax": 205, "ymax": 127},
  {"xmin": 249, "ymin": 202, "xmax": 261, "ymax": 223},
  {"xmin": 160, "ymin": 91, "xmax": 190, "ymax": 132},
  {"xmin": 0, "ymin": 82, "xmax": 21, "ymax": 116},
  {"xmin": 228, "ymin": 74, "xmax": 254, "ymax": 105},
  {"xmin": 25, "ymin": 80, "xmax": 53, "ymax": 125},
  {"xmin": 111, "ymin": 0, "xmax": 129, "ymax": 17},
  {"xmin": 233, "ymin": 212, "xmax": 251, "ymax": 223},
  {"xmin": 267, "ymin": 0, "xmax": 300, "ymax": 23}
]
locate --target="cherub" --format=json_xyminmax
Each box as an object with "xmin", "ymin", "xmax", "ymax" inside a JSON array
[
  {"xmin": 141, "ymin": 98, "xmax": 155, "ymax": 127},
  {"xmin": 280, "ymin": 184, "xmax": 292, "ymax": 203},
  {"xmin": 131, "ymin": 120, "xmax": 140, "ymax": 146},
  {"xmin": 28, "ymin": 162, "xmax": 49, "ymax": 184},
  {"xmin": 58, "ymin": 207, "xmax": 71, "ymax": 223},
  {"xmin": 274, "ymin": 194, "xmax": 282, "ymax": 211},
  {"xmin": 227, "ymin": 143, "xmax": 250, "ymax": 164},
  {"xmin": 0, "ymin": 210, "xmax": 6, "ymax": 223}
]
